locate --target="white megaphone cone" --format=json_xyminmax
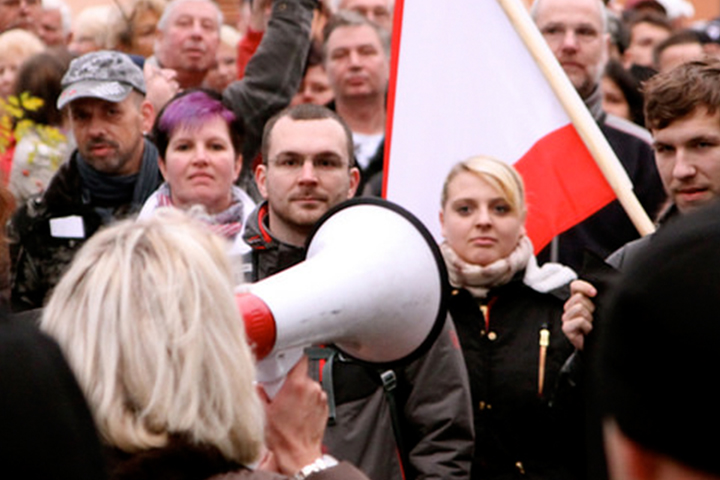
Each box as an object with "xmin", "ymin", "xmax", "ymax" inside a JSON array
[{"xmin": 236, "ymin": 198, "xmax": 448, "ymax": 396}]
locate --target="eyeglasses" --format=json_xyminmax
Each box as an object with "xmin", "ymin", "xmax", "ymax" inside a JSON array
[{"xmin": 269, "ymin": 154, "xmax": 350, "ymax": 172}]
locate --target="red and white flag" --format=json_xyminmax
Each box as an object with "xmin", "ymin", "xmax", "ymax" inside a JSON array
[{"xmin": 384, "ymin": 0, "xmax": 639, "ymax": 252}]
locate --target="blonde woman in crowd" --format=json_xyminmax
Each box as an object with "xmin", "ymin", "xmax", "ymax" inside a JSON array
[
  {"xmin": 0, "ymin": 29, "xmax": 44, "ymax": 101},
  {"xmin": 440, "ymin": 156, "xmax": 579, "ymax": 479}
]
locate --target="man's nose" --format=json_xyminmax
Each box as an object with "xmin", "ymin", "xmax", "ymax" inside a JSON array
[
  {"xmin": 561, "ymin": 29, "xmax": 579, "ymax": 51},
  {"xmin": 673, "ymin": 150, "xmax": 697, "ymax": 180},
  {"xmin": 298, "ymin": 160, "xmax": 318, "ymax": 183}
]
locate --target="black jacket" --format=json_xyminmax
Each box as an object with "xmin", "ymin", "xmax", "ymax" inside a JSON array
[{"xmin": 449, "ymin": 275, "xmax": 577, "ymax": 480}]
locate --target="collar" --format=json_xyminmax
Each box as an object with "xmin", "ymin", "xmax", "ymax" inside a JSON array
[{"xmin": 583, "ymin": 84, "xmax": 605, "ymax": 122}]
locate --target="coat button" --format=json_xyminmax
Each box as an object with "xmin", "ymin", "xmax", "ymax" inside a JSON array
[{"xmin": 487, "ymin": 331, "xmax": 497, "ymax": 341}]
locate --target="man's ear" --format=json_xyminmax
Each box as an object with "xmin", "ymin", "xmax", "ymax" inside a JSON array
[
  {"xmin": 255, "ymin": 164, "xmax": 269, "ymax": 199},
  {"xmin": 347, "ymin": 167, "xmax": 360, "ymax": 198},
  {"xmin": 140, "ymin": 100, "xmax": 155, "ymax": 135}
]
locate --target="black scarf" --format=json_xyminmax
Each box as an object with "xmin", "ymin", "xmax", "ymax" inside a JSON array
[{"xmin": 76, "ymin": 139, "xmax": 160, "ymax": 220}]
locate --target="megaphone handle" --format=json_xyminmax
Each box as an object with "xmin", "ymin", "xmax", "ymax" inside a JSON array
[{"xmin": 256, "ymin": 347, "xmax": 305, "ymax": 398}]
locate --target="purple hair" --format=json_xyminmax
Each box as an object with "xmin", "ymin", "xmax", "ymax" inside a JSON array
[{"xmin": 151, "ymin": 89, "xmax": 245, "ymax": 157}]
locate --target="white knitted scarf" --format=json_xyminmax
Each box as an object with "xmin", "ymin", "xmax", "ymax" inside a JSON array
[{"xmin": 440, "ymin": 235, "xmax": 577, "ymax": 298}]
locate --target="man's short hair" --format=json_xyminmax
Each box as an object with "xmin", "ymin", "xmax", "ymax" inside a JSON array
[
  {"xmin": 598, "ymin": 199, "xmax": 720, "ymax": 477},
  {"xmin": 322, "ymin": 9, "xmax": 391, "ymax": 59},
  {"xmin": 644, "ymin": 59, "xmax": 720, "ymax": 130},
  {"xmin": 626, "ymin": 10, "xmax": 672, "ymax": 37},
  {"xmin": 651, "ymin": 29, "xmax": 704, "ymax": 68},
  {"xmin": 530, "ymin": 0, "xmax": 609, "ymax": 34},
  {"xmin": 41, "ymin": 0, "xmax": 72, "ymax": 35},
  {"xmin": 261, "ymin": 104, "xmax": 356, "ymax": 167},
  {"xmin": 156, "ymin": 0, "xmax": 223, "ymax": 32}
]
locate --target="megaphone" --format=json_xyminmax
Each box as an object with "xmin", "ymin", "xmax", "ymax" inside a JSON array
[{"xmin": 236, "ymin": 198, "xmax": 448, "ymax": 395}]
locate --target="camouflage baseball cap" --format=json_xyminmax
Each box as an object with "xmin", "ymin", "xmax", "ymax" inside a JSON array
[{"xmin": 57, "ymin": 51, "xmax": 147, "ymax": 109}]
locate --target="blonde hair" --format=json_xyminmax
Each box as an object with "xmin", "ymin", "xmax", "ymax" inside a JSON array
[
  {"xmin": 40, "ymin": 209, "xmax": 263, "ymax": 464},
  {"xmin": 441, "ymin": 155, "xmax": 527, "ymax": 216},
  {"xmin": 0, "ymin": 29, "xmax": 44, "ymax": 62},
  {"xmin": 220, "ymin": 24, "xmax": 241, "ymax": 50}
]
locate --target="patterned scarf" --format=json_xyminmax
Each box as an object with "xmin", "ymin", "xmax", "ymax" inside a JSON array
[
  {"xmin": 440, "ymin": 235, "xmax": 534, "ymax": 298},
  {"xmin": 156, "ymin": 183, "xmax": 245, "ymax": 239}
]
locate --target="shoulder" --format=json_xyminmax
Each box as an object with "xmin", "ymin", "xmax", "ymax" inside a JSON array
[
  {"xmin": 137, "ymin": 188, "xmax": 163, "ymax": 219},
  {"xmin": 606, "ymin": 234, "xmax": 654, "ymax": 270},
  {"xmin": 603, "ymin": 114, "xmax": 653, "ymax": 145}
]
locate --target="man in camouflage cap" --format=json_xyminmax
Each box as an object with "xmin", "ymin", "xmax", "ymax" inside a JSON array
[{"xmin": 9, "ymin": 51, "xmax": 162, "ymax": 312}]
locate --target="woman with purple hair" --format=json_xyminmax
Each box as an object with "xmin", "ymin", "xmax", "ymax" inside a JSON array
[{"xmin": 139, "ymin": 89, "xmax": 256, "ymax": 257}]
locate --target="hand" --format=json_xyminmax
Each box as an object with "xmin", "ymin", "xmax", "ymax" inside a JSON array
[
  {"xmin": 562, "ymin": 279, "xmax": 597, "ymax": 350},
  {"xmin": 249, "ymin": 0, "xmax": 273, "ymax": 31},
  {"xmin": 258, "ymin": 356, "xmax": 328, "ymax": 475},
  {"xmin": 143, "ymin": 63, "xmax": 180, "ymax": 117}
]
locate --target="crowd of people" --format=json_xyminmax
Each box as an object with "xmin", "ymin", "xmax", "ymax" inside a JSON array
[{"xmin": 1, "ymin": 0, "xmax": 720, "ymax": 479}]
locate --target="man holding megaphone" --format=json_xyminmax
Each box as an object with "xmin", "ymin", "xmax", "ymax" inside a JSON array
[{"xmin": 239, "ymin": 104, "xmax": 474, "ymax": 480}]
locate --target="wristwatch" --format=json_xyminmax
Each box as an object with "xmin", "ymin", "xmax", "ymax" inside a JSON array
[{"xmin": 292, "ymin": 455, "xmax": 339, "ymax": 479}]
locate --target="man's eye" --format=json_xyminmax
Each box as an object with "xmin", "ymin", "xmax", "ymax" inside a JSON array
[
  {"xmin": 576, "ymin": 27, "xmax": 597, "ymax": 38},
  {"xmin": 277, "ymin": 158, "xmax": 299, "ymax": 168},
  {"xmin": 541, "ymin": 26, "xmax": 564, "ymax": 36}
]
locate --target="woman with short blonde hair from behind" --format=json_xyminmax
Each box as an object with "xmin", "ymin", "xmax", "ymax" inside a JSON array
[
  {"xmin": 40, "ymin": 209, "xmax": 369, "ymax": 480},
  {"xmin": 41, "ymin": 209, "xmax": 263, "ymax": 464}
]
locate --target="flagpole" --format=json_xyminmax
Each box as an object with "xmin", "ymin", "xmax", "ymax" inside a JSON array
[{"xmin": 497, "ymin": 0, "xmax": 656, "ymax": 236}]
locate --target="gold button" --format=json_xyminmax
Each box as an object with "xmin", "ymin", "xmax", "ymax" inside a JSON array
[
  {"xmin": 452, "ymin": 289, "xmax": 459, "ymax": 296},
  {"xmin": 487, "ymin": 331, "xmax": 497, "ymax": 341},
  {"xmin": 480, "ymin": 330, "xmax": 486, "ymax": 337},
  {"xmin": 478, "ymin": 401, "xmax": 486, "ymax": 410}
]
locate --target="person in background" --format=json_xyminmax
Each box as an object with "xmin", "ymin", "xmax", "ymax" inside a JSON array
[
  {"xmin": 323, "ymin": 10, "xmax": 389, "ymax": 194},
  {"xmin": 531, "ymin": 0, "xmax": 666, "ymax": 272},
  {"xmin": 38, "ymin": 0, "xmax": 72, "ymax": 47},
  {"xmin": 622, "ymin": 11, "xmax": 672, "ymax": 69},
  {"xmin": 204, "ymin": 25, "xmax": 242, "ymax": 93},
  {"xmin": 68, "ymin": 5, "xmax": 114, "ymax": 56},
  {"xmin": 334, "ymin": 0, "xmax": 393, "ymax": 32},
  {"xmin": 0, "ymin": 28, "xmax": 46, "ymax": 184},
  {"xmin": 290, "ymin": 44, "xmax": 334, "ymax": 107},
  {"xmin": 245, "ymin": 103, "xmax": 474, "ymax": 480},
  {"xmin": 139, "ymin": 89, "xmax": 255, "ymax": 261},
  {"xmin": 440, "ymin": 156, "xmax": 578, "ymax": 479},
  {"xmin": 150, "ymin": 0, "xmax": 221, "ymax": 89},
  {"xmin": 40, "ymin": 209, "xmax": 370, "ymax": 480},
  {"xmin": 0, "ymin": 28, "xmax": 44, "ymax": 102},
  {"xmin": 652, "ymin": 29, "xmax": 705, "ymax": 73},
  {"xmin": 601, "ymin": 59, "xmax": 645, "ymax": 127},
  {"xmin": 8, "ymin": 51, "xmax": 160, "ymax": 312},
  {"xmin": 0, "ymin": 0, "xmax": 41, "ymax": 34},
  {"xmin": 9, "ymin": 50, "xmax": 73, "ymax": 204},
  {"xmin": 108, "ymin": 0, "xmax": 168, "ymax": 59}
]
